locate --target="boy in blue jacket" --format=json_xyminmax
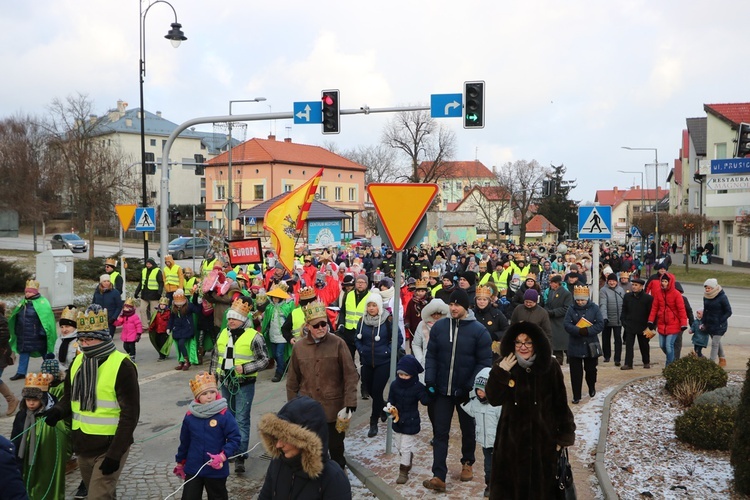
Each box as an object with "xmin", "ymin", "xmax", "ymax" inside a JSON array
[{"xmin": 175, "ymin": 372, "xmax": 241, "ymax": 500}]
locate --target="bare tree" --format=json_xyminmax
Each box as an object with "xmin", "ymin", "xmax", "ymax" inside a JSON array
[
  {"xmin": 459, "ymin": 186, "xmax": 512, "ymax": 238},
  {"xmin": 496, "ymin": 160, "xmax": 550, "ymax": 244}
]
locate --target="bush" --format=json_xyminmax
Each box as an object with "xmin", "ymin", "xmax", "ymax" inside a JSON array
[
  {"xmin": 672, "ymin": 376, "xmax": 707, "ymax": 407},
  {"xmin": 675, "ymin": 403, "xmax": 736, "ymax": 450},
  {"xmin": 663, "ymin": 355, "xmax": 728, "ymax": 395},
  {"xmin": 695, "ymin": 385, "xmax": 741, "ymax": 410},
  {"xmin": 73, "ymin": 254, "xmax": 146, "ymax": 283},
  {"xmin": 732, "ymin": 359, "xmax": 750, "ymax": 494},
  {"xmin": 0, "ymin": 258, "xmax": 33, "ymax": 293}
]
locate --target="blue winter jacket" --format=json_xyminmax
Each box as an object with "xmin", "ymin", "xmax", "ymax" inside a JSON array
[
  {"xmin": 92, "ymin": 286, "xmax": 123, "ymax": 327},
  {"xmin": 176, "ymin": 404, "xmax": 241, "ymax": 478},
  {"xmin": 168, "ymin": 299, "xmax": 201, "ymax": 340},
  {"xmin": 0, "ymin": 434, "xmax": 28, "ymax": 500},
  {"xmin": 387, "ymin": 377, "xmax": 431, "ymax": 435},
  {"xmin": 424, "ymin": 311, "xmax": 492, "ymax": 397},
  {"xmin": 15, "ymin": 302, "xmax": 47, "ymax": 353},
  {"xmin": 563, "ymin": 300, "xmax": 605, "ymax": 359},
  {"xmin": 355, "ymin": 311, "xmax": 403, "ymax": 368},
  {"xmin": 702, "ymin": 289, "xmax": 732, "ymax": 337}
]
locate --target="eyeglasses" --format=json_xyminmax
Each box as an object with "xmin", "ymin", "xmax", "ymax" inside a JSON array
[
  {"xmin": 514, "ymin": 341, "xmax": 533, "ymax": 348},
  {"xmin": 310, "ymin": 321, "xmax": 327, "ymax": 329}
]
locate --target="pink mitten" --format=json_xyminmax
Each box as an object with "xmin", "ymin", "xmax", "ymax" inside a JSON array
[
  {"xmin": 173, "ymin": 463, "xmax": 186, "ymax": 479},
  {"xmin": 207, "ymin": 451, "xmax": 226, "ymax": 470}
]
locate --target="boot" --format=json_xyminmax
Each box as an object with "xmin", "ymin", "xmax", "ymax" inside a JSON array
[
  {"xmin": 367, "ymin": 422, "xmax": 378, "ymax": 438},
  {"xmin": 460, "ymin": 462, "xmax": 473, "ymax": 481},
  {"xmin": 396, "ymin": 464, "xmax": 411, "ymax": 484},
  {"xmin": 719, "ymin": 357, "xmax": 727, "ymax": 368},
  {"xmin": 0, "ymin": 383, "xmax": 19, "ymax": 416},
  {"xmin": 182, "ymin": 362, "xmax": 191, "ymax": 371},
  {"xmin": 174, "ymin": 362, "xmax": 184, "ymax": 370},
  {"xmin": 423, "ymin": 477, "xmax": 446, "ymax": 492}
]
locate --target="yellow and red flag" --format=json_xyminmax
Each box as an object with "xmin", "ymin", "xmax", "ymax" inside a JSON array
[{"xmin": 264, "ymin": 168, "xmax": 324, "ymax": 272}]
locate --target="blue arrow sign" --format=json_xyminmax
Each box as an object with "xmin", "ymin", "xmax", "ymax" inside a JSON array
[
  {"xmin": 134, "ymin": 207, "xmax": 156, "ymax": 232},
  {"xmin": 430, "ymin": 93, "xmax": 463, "ymax": 118},
  {"xmin": 578, "ymin": 206, "xmax": 612, "ymax": 240},
  {"xmin": 293, "ymin": 101, "xmax": 323, "ymax": 124}
]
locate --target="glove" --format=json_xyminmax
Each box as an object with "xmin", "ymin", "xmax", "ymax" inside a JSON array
[
  {"xmin": 455, "ymin": 388, "xmax": 470, "ymax": 405},
  {"xmin": 207, "ymin": 451, "xmax": 226, "ymax": 470},
  {"xmin": 500, "ymin": 296, "xmax": 510, "ymax": 306},
  {"xmin": 99, "ymin": 456, "xmax": 120, "ymax": 475},
  {"xmin": 173, "ymin": 463, "xmax": 186, "ymax": 479},
  {"xmin": 491, "ymin": 341, "xmax": 501, "ymax": 355},
  {"xmin": 346, "ymin": 406, "xmax": 357, "ymax": 413},
  {"xmin": 579, "ymin": 327, "xmax": 589, "ymax": 336},
  {"xmin": 603, "ymin": 319, "xmax": 609, "ymax": 326},
  {"xmin": 647, "ymin": 322, "xmax": 655, "ymax": 330},
  {"xmin": 136, "ymin": 334, "xmax": 142, "ymax": 342},
  {"xmin": 426, "ymin": 384, "xmax": 436, "ymax": 395},
  {"xmin": 498, "ymin": 353, "xmax": 517, "ymax": 372},
  {"xmin": 680, "ymin": 326, "xmax": 688, "ymax": 332},
  {"xmin": 41, "ymin": 407, "xmax": 62, "ymax": 427}
]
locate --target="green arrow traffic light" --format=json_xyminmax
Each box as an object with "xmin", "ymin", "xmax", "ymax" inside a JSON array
[{"xmin": 463, "ymin": 81, "xmax": 485, "ymax": 129}]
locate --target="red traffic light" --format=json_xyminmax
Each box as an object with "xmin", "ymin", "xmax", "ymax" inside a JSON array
[{"xmin": 322, "ymin": 95, "xmax": 334, "ymax": 106}]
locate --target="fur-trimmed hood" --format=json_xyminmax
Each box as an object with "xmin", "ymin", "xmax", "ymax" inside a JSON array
[
  {"xmin": 499, "ymin": 321, "xmax": 553, "ymax": 373},
  {"xmin": 421, "ymin": 298, "xmax": 449, "ymax": 322},
  {"xmin": 258, "ymin": 396, "xmax": 329, "ymax": 479}
]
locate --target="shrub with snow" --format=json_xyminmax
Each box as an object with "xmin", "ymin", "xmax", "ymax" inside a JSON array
[
  {"xmin": 663, "ymin": 354, "xmax": 727, "ymax": 395},
  {"xmin": 694, "ymin": 385, "xmax": 741, "ymax": 409}
]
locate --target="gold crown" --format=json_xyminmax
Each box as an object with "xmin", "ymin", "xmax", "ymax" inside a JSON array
[
  {"xmin": 421, "ymin": 270, "xmax": 430, "ymax": 279},
  {"xmin": 619, "ymin": 271, "xmax": 631, "ymax": 279},
  {"xmin": 26, "ymin": 279, "xmax": 40, "ymax": 289},
  {"xmin": 251, "ymin": 277, "xmax": 263, "ymax": 288},
  {"xmin": 60, "ymin": 305, "xmax": 77, "ymax": 322},
  {"xmin": 514, "ymin": 253, "xmax": 525, "ymax": 261},
  {"xmin": 303, "ymin": 300, "xmax": 327, "ymax": 323},
  {"xmin": 298, "ymin": 286, "xmax": 317, "ymax": 301},
  {"xmin": 105, "ymin": 258, "xmax": 118, "ymax": 267},
  {"xmin": 230, "ymin": 298, "xmax": 252, "ymax": 317},
  {"xmin": 77, "ymin": 309, "xmax": 108, "ymax": 332},
  {"xmin": 573, "ymin": 285, "xmax": 590, "ymax": 298},
  {"xmin": 124, "ymin": 297, "xmax": 135, "ymax": 307},
  {"xmin": 189, "ymin": 371, "xmax": 217, "ymax": 398},
  {"xmin": 275, "ymin": 282, "xmax": 289, "ymax": 293},
  {"xmin": 25, "ymin": 373, "xmax": 53, "ymax": 391},
  {"xmin": 429, "ymin": 268, "xmax": 441, "ymax": 278},
  {"xmin": 525, "ymin": 273, "xmax": 537, "ymax": 282},
  {"xmin": 415, "ymin": 279, "xmax": 430, "ymax": 290},
  {"xmin": 478, "ymin": 261, "xmax": 488, "ymax": 268},
  {"xmin": 159, "ymin": 296, "xmax": 170, "ymax": 306},
  {"xmin": 475, "ymin": 285, "xmax": 493, "ymax": 299}
]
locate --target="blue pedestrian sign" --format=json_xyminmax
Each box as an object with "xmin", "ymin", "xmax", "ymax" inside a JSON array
[
  {"xmin": 134, "ymin": 207, "xmax": 156, "ymax": 232},
  {"xmin": 430, "ymin": 93, "xmax": 463, "ymax": 118},
  {"xmin": 578, "ymin": 206, "xmax": 611, "ymax": 240},
  {"xmin": 629, "ymin": 226, "xmax": 642, "ymax": 238},
  {"xmin": 293, "ymin": 101, "xmax": 323, "ymax": 124},
  {"xmin": 244, "ymin": 217, "xmax": 256, "ymax": 226}
]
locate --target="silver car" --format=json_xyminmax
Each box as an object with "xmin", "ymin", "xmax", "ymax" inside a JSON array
[
  {"xmin": 158, "ymin": 237, "xmax": 210, "ymax": 260},
  {"xmin": 50, "ymin": 233, "xmax": 88, "ymax": 252}
]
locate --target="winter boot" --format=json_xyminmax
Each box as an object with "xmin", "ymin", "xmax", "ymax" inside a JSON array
[
  {"xmin": 719, "ymin": 357, "xmax": 727, "ymax": 367},
  {"xmin": 397, "ymin": 464, "xmax": 411, "ymax": 484},
  {"xmin": 182, "ymin": 362, "xmax": 191, "ymax": 371},
  {"xmin": 423, "ymin": 477, "xmax": 446, "ymax": 492},
  {"xmin": 174, "ymin": 362, "xmax": 185, "ymax": 370},
  {"xmin": 460, "ymin": 463, "xmax": 473, "ymax": 481},
  {"xmin": 367, "ymin": 422, "xmax": 378, "ymax": 438},
  {"xmin": 0, "ymin": 382, "xmax": 19, "ymax": 416}
]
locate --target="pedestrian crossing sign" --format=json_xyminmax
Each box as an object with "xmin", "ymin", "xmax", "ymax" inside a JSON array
[
  {"xmin": 578, "ymin": 206, "xmax": 611, "ymax": 240},
  {"xmin": 134, "ymin": 207, "xmax": 156, "ymax": 232}
]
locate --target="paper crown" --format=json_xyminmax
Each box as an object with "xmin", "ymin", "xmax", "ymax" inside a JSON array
[
  {"xmin": 478, "ymin": 261, "xmax": 488, "ymax": 268},
  {"xmin": 619, "ymin": 271, "xmax": 631, "ymax": 279},
  {"xmin": 124, "ymin": 297, "xmax": 135, "ymax": 307},
  {"xmin": 77, "ymin": 308, "xmax": 108, "ymax": 332},
  {"xmin": 251, "ymin": 277, "xmax": 263, "ymax": 289},
  {"xmin": 230, "ymin": 298, "xmax": 252, "ymax": 317},
  {"xmin": 298, "ymin": 286, "xmax": 317, "ymax": 301},
  {"xmin": 475, "ymin": 285, "xmax": 493, "ymax": 299},
  {"xmin": 513, "ymin": 253, "xmax": 525, "ymax": 261},
  {"xmin": 414, "ymin": 278, "xmax": 430, "ymax": 290},
  {"xmin": 25, "ymin": 372, "xmax": 53, "ymax": 392},
  {"xmin": 420, "ymin": 270, "xmax": 430, "ymax": 279},
  {"xmin": 303, "ymin": 300, "xmax": 327, "ymax": 323},
  {"xmin": 26, "ymin": 279, "xmax": 40, "ymax": 289},
  {"xmin": 60, "ymin": 305, "xmax": 77, "ymax": 323},
  {"xmin": 573, "ymin": 285, "xmax": 590, "ymax": 299},
  {"xmin": 525, "ymin": 273, "xmax": 537, "ymax": 282},
  {"xmin": 105, "ymin": 258, "xmax": 118, "ymax": 267},
  {"xmin": 189, "ymin": 371, "xmax": 217, "ymax": 398},
  {"xmin": 159, "ymin": 296, "xmax": 170, "ymax": 306},
  {"xmin": 275, "ymin": 281, "xmax": 289, "ymax": 292},
  {"xmin": 429, "ymin": 268, "xmax": 441, "ymax": 278}
]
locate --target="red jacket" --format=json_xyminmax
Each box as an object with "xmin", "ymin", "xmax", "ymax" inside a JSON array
[
  {"xmin": 149, "ymin": 309, "xmax": 170, "ymax": 334},
  {"xmin": 648, "ymin": 277, "xmax": 687, "ymax": 335}
]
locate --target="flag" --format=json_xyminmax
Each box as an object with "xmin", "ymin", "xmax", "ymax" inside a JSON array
[{"xmin": 264, "ymin": 168, "xmax": 324, "ymax": 273}]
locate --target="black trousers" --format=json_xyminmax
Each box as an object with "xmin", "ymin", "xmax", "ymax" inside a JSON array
[
  {"xmin": 181, "ymin": 475, "xmax": 228, "ymax": 500},
  {"xmin": 602, "ymin": 325, "xmax": 622, "ymax": 363},
  {"xmin": 327, "ymin": 422, "xmax": 346, "ymax": 469},
  {"xmin": 430, "ymin": 393, "xmax": 476, "ymax": 481},
  {"xmin": 569, "ymin": 357, "xmax": 597, "ymax": 400},
  {"xmin": 623, "ymin": 329, "xmax": 651, "ymax": 367},
  {"xmin": 123, "ymin": 341, "xmax": 136, "ymax": 358},
  {"xmin": 361, "ymin": 362, "xmax": 390, "ymax": 424}
]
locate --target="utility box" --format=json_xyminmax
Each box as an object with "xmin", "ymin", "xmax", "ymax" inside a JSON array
[{"xmin": 36, "ymin": 249, "xmax": 75, "ymax": 307}]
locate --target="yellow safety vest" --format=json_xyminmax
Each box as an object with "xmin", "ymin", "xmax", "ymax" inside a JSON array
[
  {"xmin": 185, "ymin": 277, "xmax": 196, "ymax": 295},
  {"xmin": 109, "ymin": 271, "xmax": 121, "ymax": 285},
  {"xmin": 291, "ymin": 308, "xmax": 305, "ymax": 338},
  {"xmin": 202, "ymin": 258, "xmax": 217, "ymax": 278},
  {"xmin": 431, "ymin": 284, "xmax": 443, "ymax": 296},
  {"xmin": 216, "ymin": 327, "xmax": 259, "ymax": 379},
  {"xmin": 344, "ymin": 291, "xmax": 369, "ymax": 330},
  {"xmin": 70, "ymin": 350, "xmax": 128, "ymax": 436},
  {"xmin": 163, "ymin": 265, "xmax": 181, "ymax": 288},
  {"xmin": 478, "ymin": 272, "xmax": 491, "ymax": 285},
  {"xmin": 141, "ymin": 268, "xmax": 160, "ymax": 290}
]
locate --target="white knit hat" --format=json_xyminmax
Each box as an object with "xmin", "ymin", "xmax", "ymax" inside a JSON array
[{"xmin": 703, "ymin": 278, "xmax": 718, "ymax": 288}]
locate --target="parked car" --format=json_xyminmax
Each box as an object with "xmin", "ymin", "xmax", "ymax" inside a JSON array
[
  {"xmin": 50, "ymin": 233, "xmax": 88, "ymax": 252},
  {"xmin": 349, "ymin": 238, "xmax": 371, "ymax": 248},
  {"xmin": 157, "ymin": 237, "xmax": 210, "ymax": 260}
]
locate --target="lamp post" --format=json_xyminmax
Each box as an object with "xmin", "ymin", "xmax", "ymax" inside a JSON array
[
  {"xmin": 226, "ymin": 98, "xmax": 267, "ymax": 236},
  {"xmin": 621, "ymin": 146, "xmax": 667, "ymax": 253},
  {"xmin": 618, "ymin": 169, "xmax": 645, "ymax": 260},
  {"xmin": 140, "ymin": 0, "xmax": 186, "ymax": 261}
]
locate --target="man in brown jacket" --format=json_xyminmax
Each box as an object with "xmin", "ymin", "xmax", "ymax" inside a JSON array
[{"xmin": 286, "ymin": 300, "xmax": 358, "ymax": 469}]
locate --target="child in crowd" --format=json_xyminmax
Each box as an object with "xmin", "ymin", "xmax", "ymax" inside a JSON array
[
  {"xmin": 261, "ymin": 285, "xmax": 294, "ymax": 383},
  {"xmin": 114, "ymin": 298, "xmax": 143, "ymax": 362},
  {"xmin": 461, "ymin": 367, "xmax": 501, "ymax": 498},
  {"xmin": 174, "ymin": 372, "xmax": 240, "ymax": 500},
  {"xmin": 691, "ymin": 309, "xmax": 709, "ymax": 357},
  {"xmin": 11, "ymin": 372, "xmax": 71, "ymax": 500},
  {"xmin": 384, "ymin": 355, "xmax": 431, "ymax": 485},
  {"xmin": 149, "ymin": 296, "xmax": 171, "ymax": 361},
  {"xmin": 169, "ymin": 288, "xmax": 201, "ymax": 371},
  {"xmin": 54, "ymin": 304, "xmax": 80, "ymax": 371}
]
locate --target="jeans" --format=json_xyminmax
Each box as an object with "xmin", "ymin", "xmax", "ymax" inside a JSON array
[
  {"xmin": 177, "ymin": 338, "xmax": 189, "ymax": 361},
  {"xmin": 659, "ymin": 334, "xmax": 678, "ymax": 366},
  {"xmin": 222, "ymin": 381, "xmax": 255, "ymax": 458},
  {"xmin": 430, "ymin": 393, "xmax": 476, "ymax": 481},
  {"xmin": 15, "ymin": 352, "xmax": 30, "ymax": 376},
  {"xmin": 709, "ymin": 335, "xmax": 725, "ymax": 361},
  {"xmin": 482, "ymin": 447, "xmax": 493, "ymax": 485},
  {"xmin": 271, "ymin": 342, "xmax": 286, "ymax": 376}
]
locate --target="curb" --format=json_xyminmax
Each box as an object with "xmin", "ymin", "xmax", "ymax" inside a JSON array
[{"xmin": 346, "ymin": 455, "xmax": 407, "ymax": 500}]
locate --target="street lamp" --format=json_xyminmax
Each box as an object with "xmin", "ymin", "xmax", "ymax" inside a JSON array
[
  {"xmin": 621, "ymin": 146, "xmax": 668, "ymax": 252},
  {"xmin": 226, "ymin": 98, "xmax": 267, "ymax": 235},
  {"xmin": 140, "ymin": 0, "xmax": 186, "ymax": 261}
]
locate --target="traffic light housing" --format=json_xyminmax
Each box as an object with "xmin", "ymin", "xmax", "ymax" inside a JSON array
[
  {"xmin": 736, "ymin": 122, "xmax": 750, "ymax": 157},
  {"xmin": 169, "ymin": 209, "xmax": 181, "ymax": 227},
  {"xmin": 542, "ymin": 179, "xmax": 556, "ymax": 197},
  {"xmin": 194, "ymin": 154, "xmax": 205, "ymax": 175},
  {"xmin": 321, "ymin": 90, "xmax": 340, "ymax": 134},
  {"xmin": 144, "ymin": 152, "xmax": 156, "ymax": 175},
  {"xmin": 463, "ymin": 81, "xmax": 485, "ymax": 129}
]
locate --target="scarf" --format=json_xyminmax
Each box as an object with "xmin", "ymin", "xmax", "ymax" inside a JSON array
[
  {"xmin": 379, "ymin": 287, "xmax": 394, "ymax": 302},
  {"xmin": 704, "ymin": 284, "xmax": 721, "ymax": 300},
  {"xmin": 395, "ymin": 375, "xmax": 417, "ymax": 389},
  {"xmin": 58, "ymin": 333, "xmax": 77, "ymax": 364},
  {"xmin": 516, "ymin": 353, "xmax": 537, "ymax": 370},
  {"xmin": 71, "ymin": 339, "xmax": 117, "ymax": 412},
  {"xmin": 188, "ymin": 398, "xmax": 228, "ymax": 419},
  {"xmin": 18, "ymin": 396, "xmax": 48, "ymax": 462}
]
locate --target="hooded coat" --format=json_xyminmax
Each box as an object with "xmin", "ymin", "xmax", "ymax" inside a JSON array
[
  {"xmin": 354, "ymin": 293, "xmax": 403, "ymax": 368},
  {"xmin": 648, "ymin": 275, "xmax": 687, "ymax": 335},
  {"xmin": 543, "ymin": 285, "xmax": 573, "ymax": 351},
  {"xmin": 411, "ymin": 299, "xmax": 450, "ymax": 383},
  {"xmin": 258, "ymin": 397, "xmax": 351, "ymax": 500},
  {"xmin": 485, "ymin": 322, "xmax": 576, "ymax": 499},
  {"xmin": 701, "ymin": 288, "xmax": 732, "ymax": 337},
  {"xmin": 460, "ymin": 367, "xmax": 501, "ymax": 449}
]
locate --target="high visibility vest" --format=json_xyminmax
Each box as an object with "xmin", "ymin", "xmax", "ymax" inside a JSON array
[
  {"xmin": 291, "ymin": 308, "xmax": 305, "ymax": 338},
  {"xmin": 184, "ymin": 277, "xmax": 196, "ymax": 295},
  {"xmin": 141, "ymin": 268, "xmax": 160, "ymax": 290},
  {"xmin": 431, "ymin": 284, "xmax": 443, "ymax": 296},
  {"xmin": 109, "ymin": 271, "xmax": 121, "ymax": 285},
  {"xmin": 491, "ymin": 271, "xmax": 504, "ymax": 285},
  {"xmin": 478, "ymin": 272, "xmax": 491, "ymax": 285},
  {"xmin": 344, "ymin": 291, "xmax": 369, "ymax": 330},
  {"xmin": 202, "ymin": 258, "xmax": 217, "ymax": 278},
  {"xmin": 70, "ymin": 350, "xmax": 128, "ymax": 435},
  {"xmin": 216, "ymin": 327, "xmax": 259, "ymax": 379},
  {"xmin": 163, "ymin": 265, "xmax": 181, "ymax": 288}
]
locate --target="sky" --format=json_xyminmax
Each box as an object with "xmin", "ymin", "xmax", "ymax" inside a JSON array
[{"xmin": 3, "ymin": 0, "xmax": 750, "ymax": 203}]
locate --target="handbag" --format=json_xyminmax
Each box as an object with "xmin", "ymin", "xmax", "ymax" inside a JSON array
[
  {"xmin": 587, "ymin": 342, "xmax": 602, "ymax": 358},
  {"xmin": 556, "ymin": 447, "xmax": 577, "ymax": 499}
]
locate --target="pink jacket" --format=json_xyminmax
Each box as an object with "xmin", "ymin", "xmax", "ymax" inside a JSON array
[{"xmin": 114, "ymin": 313, "xmax": 144, "ymax": 342}]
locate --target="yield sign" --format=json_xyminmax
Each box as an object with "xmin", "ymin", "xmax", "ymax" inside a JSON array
[
  {"xmin": 367, "ymin": 183, "xmax": 438, "ymax": 251},
  {"xmin": 115, "ymin": 204, "xmax": 137, "ymax": 231}
]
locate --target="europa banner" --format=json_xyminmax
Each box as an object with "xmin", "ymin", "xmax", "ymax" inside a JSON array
[{"xmin": 226, "ymin": 238, "xmax": 263, "ymax": 265}]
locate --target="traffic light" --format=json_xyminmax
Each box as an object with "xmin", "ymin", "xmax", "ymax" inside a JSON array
[
  {"xmin": 736, "ymin": 122, "xmax": 750, "ymax": 157},
  {"xmin": 169, "ymin": 209, "xmax": 181, "ymax": 227},
  {"xmin": 463, "ymin": 81, "xmax": 485, "ymax": 129},
  {"xmin": 144, "ymin": 152, "xmax": 156, "ymax": 175},
  {"xmin": 542, "ymin": 179, "xmax": 555, "ymax": 197},
  {"xmin": 194, "ymin": 154, "xmax": 205, "ymax": 175},
  {"xmin": 321, "ymin": 90, "xmax": 340, "ymax": 134}
]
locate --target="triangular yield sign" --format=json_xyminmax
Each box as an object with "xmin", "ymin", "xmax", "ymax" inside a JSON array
[
  {"xmin": 367, "ymin": 183, "xmax": 438, "ymax": 251},
  {"xmin": 115, "ymin": 204, "xmax": 137, "ymax": 231}
]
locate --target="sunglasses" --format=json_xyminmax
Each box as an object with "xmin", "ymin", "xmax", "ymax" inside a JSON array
[{"xmin": 310, "ymin": 321, "xmax": 327, "ymax": 329}]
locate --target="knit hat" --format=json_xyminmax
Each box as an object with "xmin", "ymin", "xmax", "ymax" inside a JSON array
[
  {"xmin": 366, "ymin": 291, "xmax": 383, "ymax": 314},
  {"xmin": 606, "ymin": 273, "xmax": 617, "ymax": 282},
  {"xmin": 99, "ymin": 274, "xmax": 111, "ymax": 283},
  {"xmin": 473, "ymin": 366, "xmax": 491, "ymax": 392},
  {"xmin": 460, "ymin": 272, "xmax": 476, "ymax": 286},
  {"xmin": 226, "ymin": 297, "xmax": 252, "ymax": 324},
  {"xmin": 523, "ymin": 289, "xmax": 539, "ymax": 302},
  {"xmin": 355, "ymin": 274, "xmax": 369, "ymax": 285},
  {"xmin": 380, "ymin": 277, "xmax": 394, "ymax": 289},
  {"xmin": 226, "ymin": 271, "xmax": 237, "ymax": 281},
  {"xmin": 448, "ymin": 288, "xmax": 471, "ymax": 310},
  {"xmin": 396, "ymin": 354, "xmax": 424, "ymax": 377},
  {"xmin": 342, "ymin": 274, "xmax": 355, "ymax": 286},
  {"xmin": 704, "ymin": 278, "xmax": 718, "ymax": 288},
  {"xmin": 40, "ymin": 353, "xmax": 61, "ymax": 382}
]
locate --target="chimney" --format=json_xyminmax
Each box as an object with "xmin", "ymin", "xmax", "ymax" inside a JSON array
[
  {"xmin": 89, "ymin": 114, "xmax": 97, "ymax": 124},
  {"xmin": 613, "ymin": 186, "xmax": 618, "ymax": 195},
  {"xmin": 268, "ymin": 134, "xmax": 276, "ymax": 141},
  {"xmin": 284, "ymin": 137, "xmax": 292, "ymax": 143},
  {"xmin": 117, "ymin": 100, "xmax": 128, "ymax": 113},
  {"xmin": 156, "ymin": 111, "xmax": 162, "ymax": 118}
]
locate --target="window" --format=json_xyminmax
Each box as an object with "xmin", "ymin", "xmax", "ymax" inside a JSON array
[
  {"xmin": 254, "ymin": 184, "xmax": 264, "ymax": 200},
  {"xmin": 200, "ymin": 178, "xmax": 206, "ymax": 189},
  {"xmin": 235, "ymin": 183, "xmax": 242, "ymax": 201},
  {"xmin": 349, "ymin": 187, "xmax": 356, "ymax": 201},
  {"xmin": 456, "ymin": 181, "xmax": 462, "ymax": 190},
  {"xmin": 150, "ymin": 139, "xmax": 156, "ymax": 147},
  {"xmin": 284, "ymin": 184, "xmax": 293, "ymax": 192},
  {"xmin": 715, "ymin": 142, "xmax": 727, "ymax": 159},
  {"xmin": 335, "ymin": 187, "xmax": 342, "ymax": 201},
  {"xmin": 216, "ymin": 185, "xmax": 226, "ymax": 200},
  {"xmin": 319, "ymin": 186, "xmax": 327, "ymax": 200},
  {"xmin": 150, "ymin": 191, "xmax": 157, "ymax": 200}
]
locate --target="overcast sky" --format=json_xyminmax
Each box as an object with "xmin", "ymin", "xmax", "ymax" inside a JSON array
[{"xmin": 4, "ymin": 1, "xmax": 748, "ymax": 203}]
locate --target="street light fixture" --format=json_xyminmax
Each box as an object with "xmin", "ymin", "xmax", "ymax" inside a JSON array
[
  {"xmin": 621, "ymin": 146, "xmax": 668, "ymax": 252},
  {"xmin": 140, "ymin": 0, "xmax": 186, "ymax": 261},
  {"xmin": 618, "ymin": 169, "xmax": 645, "ymax": 260}
]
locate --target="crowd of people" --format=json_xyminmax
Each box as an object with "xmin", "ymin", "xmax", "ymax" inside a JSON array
[{"xmin": 0, "ymin": 236, "xmax": 734, "ymax": 499}]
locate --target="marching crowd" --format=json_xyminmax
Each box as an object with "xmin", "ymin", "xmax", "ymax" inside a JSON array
[{"xmin": 0, "ymin": 238, "xmax": 733, "ymax": 499}]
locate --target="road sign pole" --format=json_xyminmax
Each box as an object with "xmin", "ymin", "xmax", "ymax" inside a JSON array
[
  {"xmin": 119, "ymin": 225, "xmax": 127, "ymax": 298},
  {"xmin": 385, "ymin": 251, "xmax": 403, "ymax": 455},
  {"xmin": 592, "ymin": 242, "xmax": 600, "ymax": 304}
]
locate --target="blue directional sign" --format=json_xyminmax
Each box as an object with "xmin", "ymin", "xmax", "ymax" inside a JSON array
[
  {"xmin": 293, "ymin": 101, "xmax": 323, "ymax": 124},
  {"xmin": 578, "ymin": 206, "xmax": 612, "ymax": 240},
  {"xmin": 710, "ymin": 158, "xmax": 750, "ymax": 175},
  {"xmin": 430, "ymin": 93, "xmax": 463, "ymax": 118},
  {"xmin": 134, "ymin": 207, "xmax": 156, "ymax": 232}
]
